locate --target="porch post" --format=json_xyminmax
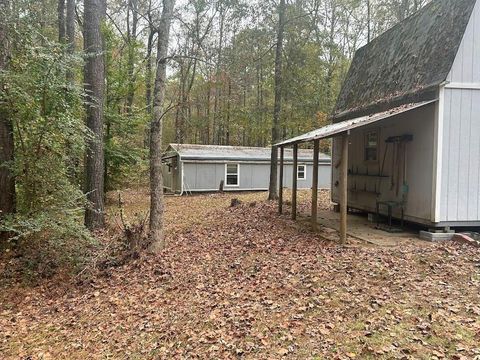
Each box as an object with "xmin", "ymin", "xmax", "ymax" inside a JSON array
[
  {"xmin": 311, "ymin": 139, "xmax": 320, "ymax": 230},
  {"xmin": 292, "ymin": 143, "xmax": 298, "ymax": 220},
  {"xmin": 339, "ymin": 133, "xmax": 349, "ymax": 244},
  {"xmin": 278, "ymin": 146, "xmax": 284, "ymax": 214},
  {"xmin": 172, "ymin": 157, "xmax": 177, "ymax": 193}
]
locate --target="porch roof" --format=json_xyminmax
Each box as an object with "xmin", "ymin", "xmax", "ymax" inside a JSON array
[{"xmin": 275, "ymin": 100, "xmax": 436, "ymax": 147}]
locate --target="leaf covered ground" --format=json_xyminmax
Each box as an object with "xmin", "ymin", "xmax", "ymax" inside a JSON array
[{"xmin": 1, "ymin": 190, "xmax": 480, "ymax": 359}]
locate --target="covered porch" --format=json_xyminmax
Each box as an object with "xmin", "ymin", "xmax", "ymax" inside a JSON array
[
  {"xmin": 303, "ymin": 205, "xmax": 425, "ymax": 247},
  {"xmin": 275, "ymin": 100, "xmax": 436, "ymax": 244}
]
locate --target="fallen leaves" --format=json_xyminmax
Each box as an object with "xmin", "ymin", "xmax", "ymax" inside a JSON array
[{"xmin": 1, "ymin": 190, "xmax": 479, "ymax": 359}]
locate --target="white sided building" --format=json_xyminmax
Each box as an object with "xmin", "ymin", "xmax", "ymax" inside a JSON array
[{"xmin": 162, "ymin": 144, "xmax": 331, "ymax": 194}]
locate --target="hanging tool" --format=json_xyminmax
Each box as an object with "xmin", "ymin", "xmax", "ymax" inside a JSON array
[{"xmin": 385, "ymin": 135, "xmax": 413, "ymax": 194}]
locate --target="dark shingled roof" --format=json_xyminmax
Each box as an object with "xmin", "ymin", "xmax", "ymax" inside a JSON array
[{"xmin": 333, "ymin": 0, "xmax": 477, "ymax": 121}]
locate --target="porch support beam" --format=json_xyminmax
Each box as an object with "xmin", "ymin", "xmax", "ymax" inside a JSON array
[
  {"xmin": 172, "ymin": 157, "xmax": 177, "ymax": 193},
  {"xmin": 292, "ymin": 143, "xmax": 298, "ymax": 220},
  {"xmin": 278, "ymin": 146, "xmax": 284, "ymax": 214},
  {"xmin": 311, "ymin": 139, "xmax": 319, "ymax": 230},
  {"xmin": 339, "ymin": 133, "xmax": 349, "ymax": 244}
]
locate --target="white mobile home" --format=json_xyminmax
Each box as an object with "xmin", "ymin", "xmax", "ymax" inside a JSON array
[
  {"xmin": 277, "ymin": 0, "xmax": 480, "ymax": 230},
  {"xmin": 162, "ymin": 144, "xmax": 331, "ymax": 194}
]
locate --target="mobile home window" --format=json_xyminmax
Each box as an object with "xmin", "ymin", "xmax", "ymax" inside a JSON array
[
  {"xmin": 297, "ymin": 164, "xmax": 306, "ymax": 180},
  {"xmin": 365, "ymin": 131, "xmax": 378, "ymax": 161},
  {"xmin": 225, "ymin": 163, "xmax": 239, "ymax": 186}
]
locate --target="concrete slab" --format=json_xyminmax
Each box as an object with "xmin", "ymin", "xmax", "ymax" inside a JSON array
[
  {"xmin": 419, "ymin": 231, "xmax": 455, "ymax": 242},
  {"xmin": 299, "ymin": 209, "xmax": 429, "ymax": 247}
]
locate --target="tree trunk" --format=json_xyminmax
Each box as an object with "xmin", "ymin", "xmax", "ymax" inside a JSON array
[
  {"xmin": 325, "ymin": 1, "xmax": 337, "ymax": 108},
  {"xmin": 268, "ymin": 0, "xmax": 286, "ymax": 201},
  {"xmin": 145, "ymin": 26, "xmax": 155, "ymax": 115},
  {"xmin": 84, "ymin": 0, "xmax": 106, "ymax": 230},
  {"xmin": 64, "ymin": 0, "xmax": 77, "ymax": 180},
  {"xmin": 40, "ymin": 0, "xmax": 47, "ymax": 36},
  {"xmin": 174, "ymin": 61, "xmax": 187, "ymax": 143},
  {"xmin": 58, "ymin": 0, "xmax": 66, "ymax": 42},
  {"xmin": 66, "ymin": 0, "xmax": 75, "ymax": 83},
  {"xmin": 0, "ymin": 0, "xmax": 15, "ymax": 225},
  {"xmin": 125, "ymin": 0, "xmax": 138, "ymax": 115},
  {"xmin": 206, "ymin": 76, "xmax": 211, "ymax": 144},
  {"xmin": 213, "ymin": 11, "xmax": 224, "ymax": 145},
  {"xmin": 144, "ymin": 19, "xmax": 156, "ymax": 150},
  {"xmin": 149, "ymin": 0, "xmax": 175, "ymax": 253},
  {"xmin": 225, "ymin": 77, "xmax": 231, "ymax": 145},
  {"xmin": 177, "ymin": 56, "xmax": 198, "ymax": 144}
]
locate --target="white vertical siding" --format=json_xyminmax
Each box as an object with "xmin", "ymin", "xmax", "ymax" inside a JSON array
[
  {"xmin": 181, "ymin": 161, "xmax": 331, "ymax": 192},
  {"xmin": 440, "ymin": 0, "xmax": 480, "ymax": 223},
  {"xmin": 282, "ymin": 163, "xmax": 331, "ymax": 190},
  {"xmin": 440, "ymin": 88, "xmax": 480, "ymax": 222},
  {"xmin": 447, "ymin": 0, "xmax": 480, "ymax": 84}
]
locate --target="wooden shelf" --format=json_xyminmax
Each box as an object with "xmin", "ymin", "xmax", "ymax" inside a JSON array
[
  {"xmin": 348, "ymin": 173, "xmax": 389, "ymax": 178},
  {"xmin": 349, "ymin": 189, "xmax": 381, "ymax": 196}
]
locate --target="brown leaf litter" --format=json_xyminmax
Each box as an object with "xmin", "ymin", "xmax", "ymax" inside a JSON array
[{"xmin": 1, "ymin": 190, "xmax": 479, "ymax": 359}]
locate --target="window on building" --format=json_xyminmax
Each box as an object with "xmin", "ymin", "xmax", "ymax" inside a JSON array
[
  {"xmin": 297, "ymin": 164, "xmax": 306, "ymax": 180},
  {"xmin": 225, "ymin": 163, "xmax": 239, "ymax": 186},
  {"xmin": 365, "ymin": 130, "xmax": 379, "ymax": 161}
]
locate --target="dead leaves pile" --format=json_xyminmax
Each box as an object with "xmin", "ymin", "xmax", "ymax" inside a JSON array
[{"xmin": 1, "ymin": 191, "xmax": 480, "ymax": 359}]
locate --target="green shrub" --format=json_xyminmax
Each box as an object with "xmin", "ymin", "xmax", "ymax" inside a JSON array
[{"xmin": 0, "ymin": 33, "xmax": 93, "ymax": 278}]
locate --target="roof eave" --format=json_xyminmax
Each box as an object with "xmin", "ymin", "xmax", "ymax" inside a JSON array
[
  {"xmin": 275, "ymin": 99, "xmax": 437, "ymax": 147},
  {"xmin": 332, "ymin": 84, "xmax": 440, "ymax": 123},
  {"xmin": 180, "ymin": 156, "xmax": 331, "ymax": 162}
]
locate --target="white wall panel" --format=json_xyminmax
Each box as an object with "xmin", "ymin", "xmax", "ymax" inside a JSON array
[
  {"xmin": 447, "ymin": 0, "xmax": 480, "ymax": 84},
  {"xmin": 440, "ymin": 88, "xmax": 480, "ymax": 222}
]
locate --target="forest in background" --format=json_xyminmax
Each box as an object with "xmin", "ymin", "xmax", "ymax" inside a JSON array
[
  {"xmin": 0, "ymin": 0, "xmax": 430, "ymax": 274},
  {"xmin": 157, "ymin": 0, "xmax": 431, "ymax": 148}
]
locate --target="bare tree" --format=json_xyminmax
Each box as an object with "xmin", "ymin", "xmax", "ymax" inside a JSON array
[
  {"xmin": 125, "ymin": 0, "xmax": 138, "ymax": 114},
  {"xmin": 268, "ymin": 0, "xmax": 286, "ymax": 201},
  {"xmin": 174, "ymin": 2, "xmax": 216, "ymax": 144},
  {"xmin": 149, "ymin": 0, "xmax": 175, "ymax": 253},
  {"xmin": 212, "ymin": 4, "xmax": 225, "ymax": 145},
  {"xmin": 144, "ymin": 3, "xmax": 156, "ymax": 149},
  {"xmin": 145, "ymin": 1, "xmax": 156, "ymax": 116},
  {"xmin": 84, "ymin": 0, "xmax": 106, "ymax": 230},
  {"xmin": 0, "ymin": 0, "xmax": 15, "ymax": 225}
]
